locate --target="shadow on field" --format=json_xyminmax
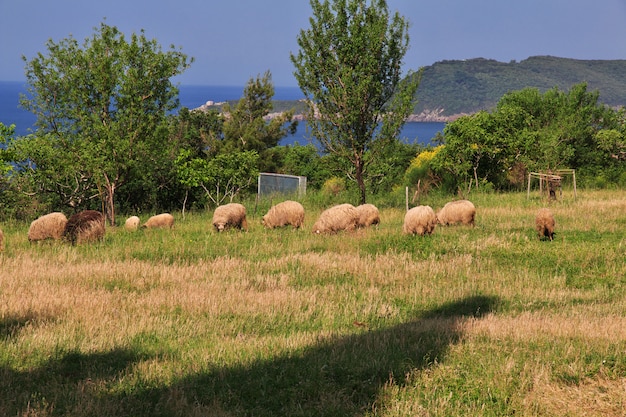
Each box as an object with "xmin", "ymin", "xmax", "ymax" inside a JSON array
[
  {"xmin": 1, "ymin": 295, "xmax": 499, "ymax": 416},
  {"xmin": 131, "ymin": 294, "xmax": 499, "ymax": 416}
]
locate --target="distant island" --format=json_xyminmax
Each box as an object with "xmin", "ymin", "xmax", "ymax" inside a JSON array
[{"xmin": 196, "ymin": 56, "xmax": 626, "ymax": 122}]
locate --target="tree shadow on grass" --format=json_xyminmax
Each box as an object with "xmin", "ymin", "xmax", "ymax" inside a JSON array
[
  {"xmin": 0, "ymin": 295, "xmax": 499, "ymax": 416},
  {"xmin": 136, "ymin": 294, "xmax": 500, "ymax": 416}
]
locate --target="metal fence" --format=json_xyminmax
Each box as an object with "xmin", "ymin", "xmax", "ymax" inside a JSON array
[{"xmin": 258, "ymin": 173, "xmax": 307, "ymax": 198}]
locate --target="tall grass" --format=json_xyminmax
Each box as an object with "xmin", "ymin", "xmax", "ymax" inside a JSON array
[{"xmin": 1, "ymin": 190, "xmax": 625, "ymax": 416}]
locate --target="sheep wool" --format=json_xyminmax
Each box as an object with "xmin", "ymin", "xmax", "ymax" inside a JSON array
[
  {"xmin": 212, "ymin": 203, "xmax": 248, "ymax": 232},
  {"xmin": 28, "ymin": 212, "xmax": 68, "ymax": 242},
  {"xmin": 312, "ymin": 203, "xmax": 359, "ymax": 234},
  {"xmin": 124, "ymin": 216, "xmax": 141, "ymax": 231},
  {"xmin": 403, "ymin": 205, "xmax": 437, "ymax": 236},
  {"xmin": 142, "ymin": 213, "xmax": 174, "ymax": 229},
  {"xmin": 262, "ymin": 200, "xmax": 305, "ymax": 229},
  {"xmin": 535, "ymin": 208, "xmax": 556, "ymax": 241},
  {"xmin": 63, "ymin": 210, "xmax": 105, "ymax": 245},
  {"xmin": 436, "ymin": 199, "xmax": 476, "ymax": 226},
  {"xmin": 355, "ymin": 203, "xmax": 380, "ymax": 228}
]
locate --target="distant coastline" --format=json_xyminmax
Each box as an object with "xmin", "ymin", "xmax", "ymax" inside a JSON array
[{"xmin": 194, "ymin": 101, "xmax": 466, "ymax": 123}]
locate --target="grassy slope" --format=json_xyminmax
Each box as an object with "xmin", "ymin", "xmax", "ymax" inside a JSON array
[{"xmin": 1, "ymin": 189, "xmax": 625, "ymax": 416}]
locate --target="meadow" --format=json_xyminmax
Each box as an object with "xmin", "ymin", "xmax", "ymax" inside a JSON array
[{"xmin": 1, "ymin": 189, "xmax": 625, "ymax": 416}]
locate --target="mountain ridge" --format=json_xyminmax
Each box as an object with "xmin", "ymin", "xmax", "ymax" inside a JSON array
[{"xmin": 412, "ymin": 55, "xmax": 626, "ymax": 118}]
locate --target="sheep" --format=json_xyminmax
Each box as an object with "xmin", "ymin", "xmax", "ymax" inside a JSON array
[
  {"xmin": 311, "ymin": 203, "xmax": 359, "ymax": 234},
  {"xmin": 262, "ymin": 200, "xmax": 305, "ymax": 229},
  {"xmin": 212, "ymin": 203, "xmax": 248, "ymax": 232},
  {"xmin": 124, "ymin": 216, "xmax": 141, "ymax": 231},
  {"xmin": 141, "ymin": 213, "xmax": 174, "ymax": 229},
  {"xmin": 355, "ymin": 203, "xmax": 380, "ymax": 228},
  {"xmin": 63, "ymin": 210, "xmax": 105, "ymax": 245},
  {"xmin": 436, "ymin": 199, "xmax": 476, "ymax": 226},
  {"xmin": 535, "ymin": 208, "xmax": 556, "ymax": 241},
  {"xmin": 28, "ymin": 212, "xmax": 68, "ymax": 242},
  {"xmin": 403, "ymin": 205, "xmax": 437, "ymax": 236}
]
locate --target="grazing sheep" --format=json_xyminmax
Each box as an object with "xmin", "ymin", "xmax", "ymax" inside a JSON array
[
  {"xmin": 28, "ymin": 212, "xmax": 68, "ymax": 242},
  {"xmin": 355, "ymin": 203, "xmax": 380, "ymax": 228},
  {"xmin": 141, "ymin": 213, "xmax": 174, "ymax": 229},
  {"xmin": 124, "ymin": 216, "xmax": 141, "ymax": 231},
  {"xmin": 311, "ymin": 203, "xmax": 359, "ymax": 234},
  {"xmin": 212, "ymin": 203, "xmax": 248, "ymax": 232},
  {"xmin": 535, "ymin": 208, "xmax": 556, "ymax": 241},
  {"xmin": 403, "ymin": 205, "xmax": 437, "ymax": 236},
  {"xmin": 63, "ymin": 210, "xmax": 105, "ymax": 245},
  {"xmin": 262, "ymin": 200, "xmax": 305, "ymax": 229},
  {"xmin": 436, "ymin": 199, "xmax": 476, "ymax": 226}
]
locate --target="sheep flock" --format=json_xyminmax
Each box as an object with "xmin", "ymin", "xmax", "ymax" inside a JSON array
[{"xmin": 1, "ymin": 198, "xmax": 562, "ymax": 250}]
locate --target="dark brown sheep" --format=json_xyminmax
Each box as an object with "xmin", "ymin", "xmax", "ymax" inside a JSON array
[{"xmin": 63, "ymin": 210, "xmax": 105, "ymax": 245}]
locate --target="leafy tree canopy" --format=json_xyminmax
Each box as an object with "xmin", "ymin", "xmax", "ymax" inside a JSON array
[
  {"xmin": 11, "ymin": 21, "xmax": 192, "ymax": 223},
  {"xmin": 291, "ymin": 0, "xmax": 420, "ymax": 204}
]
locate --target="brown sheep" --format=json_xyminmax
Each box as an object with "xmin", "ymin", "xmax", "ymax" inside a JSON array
[
  {"xmin": 355, "ymin": 203, "xmax": 380, "ymax": 228},
  {"xmin": 63, "ymin": 210, "xmax": 105, "ymax": 245},
  {"xmin": 141, "ymin": 213, "xmax": 174, "ymax": 229},
  {"xmin": 535, "ymin": 208, "xmax": 556, "ymax": 241},
  {"xmin": 28, "ymin": 212, "xmax": 68, "ymax": 242},
  {"xmin": 262, "ymin": 200, "xmax": 305, "ymax": 229},
  {"xmin": 436, "ymin": 200, "xmax": 476, "ymax": 226},
  {"xmin": 403, "ymin": 205, "xmax": 437, "ymax": 236},
  {"xmin": 212, "ymin": 203, "xmax": 248, "ymax": 232},
  {"xmin": 124, "ymin": 216, "xmax": 141, "ymax": 231},
  {"xmin": 312, "ymin": 203, "xmax": 359, "ymax": 234}
]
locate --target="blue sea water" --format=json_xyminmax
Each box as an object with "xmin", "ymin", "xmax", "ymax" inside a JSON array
[{"xmin": 0, "ymin": 81, "xmax": 444, "ymax": 145}]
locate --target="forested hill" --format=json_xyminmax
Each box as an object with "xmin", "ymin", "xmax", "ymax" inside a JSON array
[{"xmin": 410, "ymin": 55, "xmax": 626, "ymax": 120}]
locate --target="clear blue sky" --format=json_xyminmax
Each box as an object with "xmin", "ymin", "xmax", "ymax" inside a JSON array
[{"xmin": 1, "ymin": 0, "xmax": 625, "ymax": 87}]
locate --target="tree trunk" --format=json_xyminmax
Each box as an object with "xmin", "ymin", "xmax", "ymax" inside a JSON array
[
  {"xmin": 355, "ymin": 157, "xmax": 366, "ymax": 205},
  {"xmin": 103, "ymin": 175, "xmax": 116, "ymax": 227}
]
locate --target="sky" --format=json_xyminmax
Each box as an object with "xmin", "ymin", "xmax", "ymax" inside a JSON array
[{"xmin": 1, "ymin": 0, "xmax": 626, "ymax": 87}]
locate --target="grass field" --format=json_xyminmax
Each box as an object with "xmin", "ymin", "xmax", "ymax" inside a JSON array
[{"xmin": 1, "ymin": 189, "xmax": 625, "ymax": 416}]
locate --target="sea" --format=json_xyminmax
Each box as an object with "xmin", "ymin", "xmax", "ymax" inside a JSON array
[{"xmin": 0, "ymin": 81, "xmax": 444, "ymax": 146}]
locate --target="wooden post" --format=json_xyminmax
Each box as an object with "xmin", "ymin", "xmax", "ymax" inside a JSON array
[
  {"xmin": 405, "ymin": 186, "xmax": 409, "ymax": 212},
  {"xmin": 527, "ymin": 173, "xmax": 532, "ymax": 199}
]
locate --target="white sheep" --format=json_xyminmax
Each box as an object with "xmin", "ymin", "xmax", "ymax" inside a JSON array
[
  {"xmin": 311, "ymin": 203, "xmax": 359, "ymax": 234},
  {"xmin": 212, "ymin": 203, "xmax": 248, "ymax": 232},
  {"xmin": 403, "ymin": 205, "xmax": 437, "ymax": 236},
  {"xmin": 142, "ymin": 213, "xmax": 174, "ymax": 229},
  {"xmin": 355, "ymin": 203, "xmax": 380, "ymax": 228},
  {"xmin": 124, "ymin": 216, "xmax": 141, "ymax": 231},
  {"xmin": 262, "ymin": 200, "xmax": 305, "ymax": 229},
  {"xmin": 436, "ymin": 200, "xmax": 476, "ymax": 226},
  {"xmin": 28, "ymin": 212, "xmax": 68, "ymax": 242}
]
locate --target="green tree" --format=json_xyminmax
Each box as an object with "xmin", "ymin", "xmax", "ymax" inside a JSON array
[
  {"xmin": 291, "ymin": 0, "xmax": 420, "ymax": 204},
  {"xmin": 436, "ymin": 83, "xmax": 618, "ymax": 190},
  {"xmin": 15, "ymin": 22, "xmax": 192, "ymax": 224},
  {"xmin": 175, "ymin": 150, "xmax": 259, "ymax": 207},
  {"xmin": 222, "ymin": 71, "xmax": 297, "ymax": 171}
]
